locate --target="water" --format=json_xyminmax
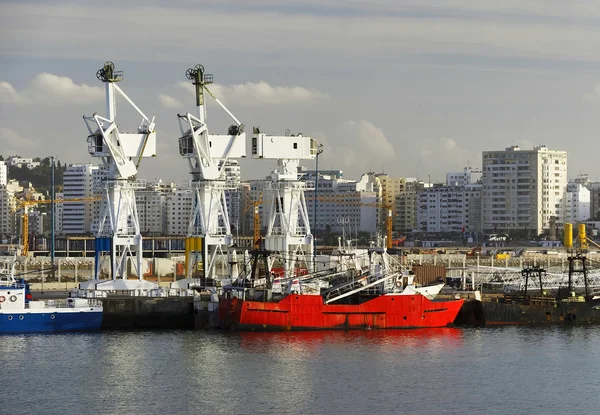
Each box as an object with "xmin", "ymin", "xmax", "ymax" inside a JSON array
[{"xmin": 2, "ymin": 327, "xmax": 600, "ymax": 415}]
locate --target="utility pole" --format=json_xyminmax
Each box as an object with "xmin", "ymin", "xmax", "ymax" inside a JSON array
[
  {"xmin": 50, "ymin": 156, "xmax": 55, "ymax": 275},
  {"xmin": 313, "ymin": 145, "xmax": 323, "ymax": 272}
]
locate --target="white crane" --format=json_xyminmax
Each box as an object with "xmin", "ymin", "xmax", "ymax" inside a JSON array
[
  {"xmin": 252, "ymin": 128, "xmax": 319, "ymax": 278},
  {"xmin": 83, "ymin": 61, "xmax": 157, "ymax": 290},
  {"xmin": 177, "ymin": 64, "xmax": 246, "ymax": 279}
]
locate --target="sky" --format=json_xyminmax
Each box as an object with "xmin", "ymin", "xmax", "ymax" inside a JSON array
[{"xmin": 2, "ymin": 0, "xmax": 600, "ymax": 184}]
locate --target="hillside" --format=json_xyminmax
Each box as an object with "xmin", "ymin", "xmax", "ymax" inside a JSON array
[{"xmin": 2, "ymin": 156, "xmax": 65, "ymax": 194}]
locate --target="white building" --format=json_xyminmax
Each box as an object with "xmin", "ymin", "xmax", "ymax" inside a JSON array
[
  {"xmin": 301, "ymin": 172, "xmax": 381, "ymax": 234},
  {"xmin": 63, "ymin": 164, "xmax": 102, "ymax": 234},
  {"xmin": 446, "ymin": 167, "xmax": 481, "ymax": 187},
  {"xmin": 0, "ymin": 161, "xmax": 7, "ymax": 186},
  {"xmin": 481, "ymin": 145, "xmax": 567, "ymax": 235},
  {"xmin": 166, "ymin": 189, "xmax": 193, "ymax": 236},
  {"xmin": 6, "ymin": 156, "xmax": 41, "ymax": 169},
  {"xmin": 0, "ymin": 185, "xmax": 16, "ymax": 238},
  {"xmin": 416, "ymin": 184, "xmax": 482, "ymax": 233},
  {"xmin": 136, "ymin": 181, "xmax": 173, "ymax": 235},
  {"xmin": 564, "ymin": 182, "xmax": 590, "ymax": 224}
]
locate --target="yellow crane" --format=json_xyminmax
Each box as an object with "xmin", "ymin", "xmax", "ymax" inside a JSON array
[
  {"xmin": 244, "ymin": 192, "xmax": 264, "ymax": 249},
  {"xmin": 13, "ymin": 196, "xmax": 100, "ymax": 256}
]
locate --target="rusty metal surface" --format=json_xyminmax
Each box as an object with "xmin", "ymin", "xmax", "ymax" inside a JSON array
[{"xmin": 411, "ymin": 265, "xmax": 447, "ymax": 285}]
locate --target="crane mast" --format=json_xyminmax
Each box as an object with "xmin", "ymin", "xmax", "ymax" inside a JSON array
[
  {"xmin": 177, "ymin": 64, "xmax": 246, "ymax": 280},
  {"xmin": 252, "ymin": 129, "xmax": 319, "ymax": 278},
  {"xmin": 83, "ymin": 61, "xmax": 157, "ymax": 289}
]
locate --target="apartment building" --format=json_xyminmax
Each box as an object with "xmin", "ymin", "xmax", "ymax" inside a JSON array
[
  {"xmin": 416, "ymin": 184, "xmax": 482, "ymax": 233},
  {"xmin": 62, "ymin": 164, "xmax": 102, "ymax": 234},
  {"xmin": 564, "ymin": 181, "xmax": 590, "ymax": 224},
  {"xmin": 481, "ymin": 145, "xmax": 567, "ymax": 235}
]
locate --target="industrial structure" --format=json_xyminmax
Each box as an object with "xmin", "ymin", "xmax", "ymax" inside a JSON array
[
  {"xmin": 252, "ymin": 128, "xmax": 318, "ymax": 278},
  {"xmin": 177, "ymin": 64, "xmax": 246, "ymax": 279},
  {"xmin": 83, "ymin": 61, "xmax": 157, "ymax": 289}
]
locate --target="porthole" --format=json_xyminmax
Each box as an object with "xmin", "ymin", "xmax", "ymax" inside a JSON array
[
  {"xmin": 8, "ymin": 315, "xmax": 13, "ymax": 321},
  {"xmin": 19, "ymin": 315, "xmax": 24, "ymax": 320},
  {"xmin": 50, "ymin": 314, "xmax": 56, "ymax": 320}
]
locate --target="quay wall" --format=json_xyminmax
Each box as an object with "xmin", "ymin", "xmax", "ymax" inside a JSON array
[{"xmin": 100, "ymin": 297, "xmax": 195, "ymax": 330}]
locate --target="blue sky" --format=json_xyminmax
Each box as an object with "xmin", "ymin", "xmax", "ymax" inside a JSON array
[{"xmin": 2, "ymin": 0, "xmax": 600, "ymax": 183}]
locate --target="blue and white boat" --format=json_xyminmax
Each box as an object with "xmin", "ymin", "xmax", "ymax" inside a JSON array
[{"xmin": 0, "ymin": 257, "xmax": 103, "ymax": 333}]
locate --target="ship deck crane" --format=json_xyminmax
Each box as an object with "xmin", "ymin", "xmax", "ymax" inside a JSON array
[
  {"xmin": 13, "ymin": 197, "xmax": 100, "ymax": 256},
  {"xmin": 83, "ymin": 61, "xmax": 157, "ymax": 290},
  {"xmin": 177, "ymin": 64, "xmax": 246, "ymax": 279},
  {"xmin": 251, "ymin": 128, "xmax": 319, "ymax": 278}
]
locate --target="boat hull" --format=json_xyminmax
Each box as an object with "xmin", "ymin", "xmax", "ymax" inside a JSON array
[
  {"xmin": 219, "ymin": 294, "xmax": 464, "ymax": 331},
  {"xmin": 0, "ymin": 309, "xmax": 103, "ymax": 333},
  {"xmin": 455, "ymin": 300, "xmax": 600, "ymax": 326}
]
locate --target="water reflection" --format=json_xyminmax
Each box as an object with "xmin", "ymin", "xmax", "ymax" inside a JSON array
[
  {"xmin": 2, "ymin": 327, "xmax": 600, "ymax": 415},
  {"xmin": 236, "ymin": 327, "xmax": 465, "ymax": 353}
]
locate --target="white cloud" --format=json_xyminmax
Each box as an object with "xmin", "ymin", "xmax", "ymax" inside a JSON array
[
  {"xmin": 158, "ymin": 94, "xmax": 184, "ymax": 109},
  {"xmin": 583, "ymin": 84, "xmax": 600, "ymax": 102},
  {"xmin": 319, "ymin": 120, "xmax": 395, "ymax": 175},
  {"xmin": 0, "ymin": 73, "xmax": 103, "ymax": 106},
  {"xmin": 0, "ymin": 82, "xmax": 20, "ymax": 104},
  {"xmin": 177, "ymin": 81, "xmax": 326, "ymax": 106},
  {"xmin": 414, "ymin": 137, "xmax": 481, "ymax": 178},
  {"xmin": 0, "ymin": 127, "xmax": 40, "ymax": 155}
]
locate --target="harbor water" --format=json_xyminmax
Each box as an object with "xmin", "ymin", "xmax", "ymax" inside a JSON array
[{"xmin": 2, "ymin": 327, "xmax": 600, "ymax": 414}]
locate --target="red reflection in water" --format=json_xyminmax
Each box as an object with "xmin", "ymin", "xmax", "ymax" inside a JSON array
[{"xmin": 236, "ymin": 328, "xmax": 464, "ymax": 352}]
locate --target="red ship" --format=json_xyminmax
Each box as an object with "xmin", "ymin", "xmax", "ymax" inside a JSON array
[{"xmin": 219, "ymin": 290, "xmax": 464, "ymax": 331}]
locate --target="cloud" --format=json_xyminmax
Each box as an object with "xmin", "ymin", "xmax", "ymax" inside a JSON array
[
  {"xmin": 158, "ymin": 94, "xmax": 184, "ymax": 109},
  {"xmin": 0, "ymin": 82, "xmax": 20, "ymax": 104},
  {"xmin": 583, "ymin": 84, "xmax": 600, "ymax": 102},
  {"xmin": 177, "ymin": 81, "xmax": 327, "ymax": 106},
  {"xmin": 318, "ymin": 120, "xmax": 395, "ymax": 175},
  {"xmin": 0, "ymin": 128, "xmax": 40, "ymax": 155},
  {"xmin": 3, "ymin": 2, "xmax": 600, "ymax": 68},
  {"xmin": 0, "ymin": 73, "xmax": 103, "ymax": 106},
  {"xmin": 413, "ymin": 137, "xmax": 481, "ymax": 178}
]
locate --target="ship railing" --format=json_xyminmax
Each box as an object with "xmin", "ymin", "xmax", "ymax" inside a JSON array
[
  {"xmin": 0, "ymin": 280, "xmax": 25, "ymax": 289},
  {"xmin": 26, "ymin": 298, "xmax": 103, "ymax": 309},
  {"xmin": 324, "ymin": 272, "xmax": 400, "ymax": 304}
]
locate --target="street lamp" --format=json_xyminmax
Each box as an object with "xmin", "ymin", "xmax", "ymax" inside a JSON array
[{"xmin": 313, "ymin": 144, "xmax": 324, "ymax": 270}]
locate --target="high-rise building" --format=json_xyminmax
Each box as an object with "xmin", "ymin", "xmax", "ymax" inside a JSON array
[
  {"xmin": 481, "ymin": 145, "xmax": 567, "ymax": 235},
  {"xmin": 395, "ymin": 180, "xmax": 428, "ymax": 233},
  {"xmin": 585, "ymin": 181, "xmax": 600, "ymax": 221},
  {"xmin": 62, "ymin": 164, "xmax": 102, "ymax": 234},
  {"xmin": 302, "ymin": 172, "xmax": 381, "ymax": 234},
  {"xmin": 0, "ymin": 161, "xmax": 7, "ymax": 186},
  {"xmin": 136, "ymin": 180, "xmax": 174, "ymax": 235},
  {"xmin": 416, "ymin": 184, "xmax": 481, "ymax": 233},
  {"xmin": 0, "ymin": 187, "xmax": 16, "ymax": 239},
  {"xmin": 165, "ymin": 189, "xmax": 193, "ymax": 236}
]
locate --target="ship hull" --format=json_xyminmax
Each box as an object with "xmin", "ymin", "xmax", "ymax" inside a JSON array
[
  {"xmin": 0, "ymin": 309, "xmax": 103, "ymax": 333},
  {"xmin": 455, "ymin": 300, "xmax": 600, "ymax": 326},
  {"xmin": 219, "ymin": 294, "xmax": 464, "ymax": 331}
]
